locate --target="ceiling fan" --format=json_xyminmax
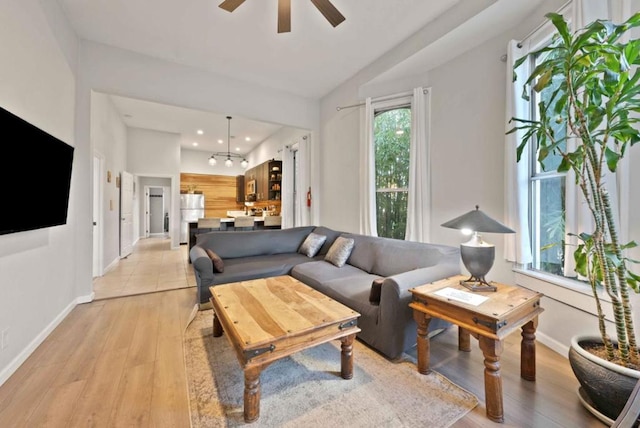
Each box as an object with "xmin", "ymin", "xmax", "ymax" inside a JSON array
[{"xmin": 219, "ymin": 0, "xmax": 346, "ymax": 33}]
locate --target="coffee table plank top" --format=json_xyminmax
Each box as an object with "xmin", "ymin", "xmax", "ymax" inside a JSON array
[{"xmin": 210, "ymin": 276, "xmax": 360, "ymax": 350}]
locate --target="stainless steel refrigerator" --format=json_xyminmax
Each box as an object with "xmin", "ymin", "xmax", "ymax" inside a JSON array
[{"xmin": 180, "ymin": 193, "xmax": 205, "ymax": 244}]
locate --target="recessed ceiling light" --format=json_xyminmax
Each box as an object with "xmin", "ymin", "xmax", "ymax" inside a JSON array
[
  {"xmin": 236, "ymin": 147, "xmax": 241, "ymax": 151},
  {"xmin": 245, "ymin": 137, "xmax": 251, "ymax": 141},
  {"xmin": 197, "ymin": 129, "xmax": 203, "ymax": 135},
  {"xmin": 218, "ymin": 139, "xmax": 223, "ymax": 144},
  {"xmin": 192, "ymin": 142, "xmax": 198, "ymax": 146}
]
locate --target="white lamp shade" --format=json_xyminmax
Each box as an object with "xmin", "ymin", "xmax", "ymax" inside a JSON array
[
  {"xmin": 225, "ymin": 158, "xmax": 233, "ymax": 167},
  {"xmin": 208, "ymin": 156, "xmax": 216, "ymax": 166}
]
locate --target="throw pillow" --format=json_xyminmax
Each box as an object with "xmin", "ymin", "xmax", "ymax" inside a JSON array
[
  {"xmin": 298, "ymin": 232, "xmax": 327, "ymax": 257},
  {"xmin": 369, "ymin": 278, "xmax": 384, "ymax": 305},
  {"xmin": 324, "ymin": 236, "xmax": 355, "ymax": 268},
  {"xmin": 205, "ymin": 249, "xmax": 225, "ymax": 273}
]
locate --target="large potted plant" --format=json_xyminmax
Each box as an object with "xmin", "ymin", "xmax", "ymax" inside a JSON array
[{"xmin": 509, "ymin": 11, "xmax": 640, "ymax": 423}]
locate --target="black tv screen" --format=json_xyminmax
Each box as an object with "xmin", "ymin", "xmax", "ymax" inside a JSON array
[{"xmin": 0, "ymin": 105, "xmax": 74, "ymax": 235}]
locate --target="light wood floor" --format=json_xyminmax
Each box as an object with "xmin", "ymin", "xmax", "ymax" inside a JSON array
[
  {"xmin": 0, "ymin": 238, "xmax": 607, "ymax": 427},
  {"xmin": 92, "ymin": 237, "xmax": 195, "ymax": 300}
]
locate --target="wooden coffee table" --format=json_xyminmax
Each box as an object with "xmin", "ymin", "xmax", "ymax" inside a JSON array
[
  {"xmin": 409, "ymin": 275, "xmax": 544, "ymax": 423},
  {"xmin": 209, "ymin": 275, "xmax": 361, "ymax": 423}
]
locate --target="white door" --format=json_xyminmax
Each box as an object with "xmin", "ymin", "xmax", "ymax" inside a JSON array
[
  {"xmin": 92, "ymin": 154, "xmax": 104, "ymax": 277},
  {"xmin": 144, "ymin": 186, "xmax": 151, "ymax": 238},
  {"xmin": 120, "ymin": 171, "xmax": 134, "ymax": 258}
]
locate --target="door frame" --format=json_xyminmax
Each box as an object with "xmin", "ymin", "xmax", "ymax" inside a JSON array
[{"xmin": 145, "ymin": 185, "xmax": 170, "ymax": 237}]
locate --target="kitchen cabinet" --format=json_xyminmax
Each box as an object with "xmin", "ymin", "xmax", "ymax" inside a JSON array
[
  {"xmin": 259, "ymin": 162, "xmax": 269, "ymax": 201},
  {"xmin": 244, "ymin": 159, "xmax": 283, "ymax": 202},
  {"xmin": 236, "ymin": 175, "xmax": 245, "ymax": 203},
  {"xmin": 268, "ymin": 160, "xmax": 282, "ymax": 201}
]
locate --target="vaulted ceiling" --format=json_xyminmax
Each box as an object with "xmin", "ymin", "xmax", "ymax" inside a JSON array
[{"xmin": 56, "ymin": 0, "xmax": 545, "ymax": 153}]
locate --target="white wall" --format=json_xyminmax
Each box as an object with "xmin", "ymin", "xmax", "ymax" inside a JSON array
[
  {"xmin": 0, "ymin": 0, "xmax": 83, "ymax": 385},
  {"xmin": 246, "ymin": 127, "xmax": 311, "ymax": 167},
  {"xmin": 91, "ymin": 92, "xmax": 128, "ymax": 270}
]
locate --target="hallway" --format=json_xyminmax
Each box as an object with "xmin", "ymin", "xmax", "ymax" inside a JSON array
[{"xmin": 93, "ymin": 238, "xmax": 195, "ymax": 300}]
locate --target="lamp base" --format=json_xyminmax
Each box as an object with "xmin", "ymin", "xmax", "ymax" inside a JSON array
[{"xmin": 459, "ymin": 275, "xmax": 497, "ymax": 292}]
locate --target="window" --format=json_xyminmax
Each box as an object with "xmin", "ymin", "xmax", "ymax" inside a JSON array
[
  {"xmin": 374, "ymin": 106, "xmax": 410, "ymax": 239},
  {"xmin": 528, "ymin": 48, "xmax": 568, "ymax": 277}
]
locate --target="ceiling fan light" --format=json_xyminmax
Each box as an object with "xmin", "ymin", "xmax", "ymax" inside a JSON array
[
  {"xmin": 225, "ymin": 157, "xmax": 233, "ymax": 167},
  {"xmin": 241, "ymin": 159, "xmax": 248, "ymax": 168},
  {"xmin": 208, "ymin": 156, "xmax": 217, "ymax": 166}
]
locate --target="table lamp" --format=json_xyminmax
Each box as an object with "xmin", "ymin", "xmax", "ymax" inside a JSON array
[{"xmin": 441, "ymin": 205, "xmax": 515, "ymax": 292}]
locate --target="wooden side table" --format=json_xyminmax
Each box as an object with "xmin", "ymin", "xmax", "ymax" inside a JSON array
[{"xmin": 409, "ymin": 275, "xmax": 544, "ymax": 423}]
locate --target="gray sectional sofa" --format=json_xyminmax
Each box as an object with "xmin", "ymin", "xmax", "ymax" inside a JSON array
[{"xmin": 189, "ymin": 225, "xmax": 461, "ymax": 360}]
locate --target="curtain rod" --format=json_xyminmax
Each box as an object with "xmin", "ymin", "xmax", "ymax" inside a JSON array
[
  {"xmin": 336, "ymin": 88, "xmax": 429, "ymax": 111},
  {"xmin": 516, "ymin": 0, "xmax": 572, "ymax": 48}
]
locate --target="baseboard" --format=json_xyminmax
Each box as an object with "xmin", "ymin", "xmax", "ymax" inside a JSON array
[
  {"xmin": 76, "ymin": 291, "xmax": 95, "ymax": 304},
  {"xmin": 0, "ymin": 294, "xmax": 92, "ymax": 387},
  {"xmin": 536, "ymin": 331, "xmax": 569, "ymax": 358}
]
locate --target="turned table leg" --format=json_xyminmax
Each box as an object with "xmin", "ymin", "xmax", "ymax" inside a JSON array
[
  {"xmin": 212, "ymin": 311, "xmax": 223, "ymax": 337},
  {"xmin": 479, "ymin": 336, "xmax": 504, "ymax": 423},
  {"xmin": 244, "ymin": 366, "xmax": 262, "ymax": 423},
  {"xmin": 413, "ymin": 310, "xmax": 432, "ymax": 375},
  {"xmin": 340, "ymin": 334, "xmax": 355, "ymax": 380},
  {"xmin": 521, "ymin": 318, "xmax": 538, "ymax": 381},
  {"xmin": 458, "ymin": 327, "xmax": 471, "ymax": 352}
]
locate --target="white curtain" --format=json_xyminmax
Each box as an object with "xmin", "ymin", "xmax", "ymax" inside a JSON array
[
  {"xmin": 281, "ymin": 145, "xmax": 295, "ymax": 229},
  {"xmin": 504, "ymin": 39, "xmax": 533, "ymax": 265},
  {"xmin": 405, "ymin": 87, "xmax": 431, "ymax": 242},
  {"xmin": 359, "ymin": 98, "xmax": 377, "ymax": 236}
]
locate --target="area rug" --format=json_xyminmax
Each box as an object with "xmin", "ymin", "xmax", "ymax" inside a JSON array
[{"xmin": 184, "ymin": 309, "xmax": 478, "ymax": 427}]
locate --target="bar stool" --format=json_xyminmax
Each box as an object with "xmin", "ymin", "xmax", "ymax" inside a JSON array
[
  {"xmin": 197, "ymin": 218, "xmax": 221, "ymax": 230},
  {"xmin": 263, "ymin": 215, "xmax": 282, "ymax": 229},
  {"xmin": 233, "ymin": 216, "xmax": 255, "ymax": 231}
]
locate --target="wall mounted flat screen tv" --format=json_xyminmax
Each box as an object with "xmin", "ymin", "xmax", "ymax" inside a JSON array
[{"xmin": 0, "ymin": 105, "xmax": 74, "ymax": 236}]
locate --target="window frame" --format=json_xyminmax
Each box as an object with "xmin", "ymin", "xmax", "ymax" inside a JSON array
[{"xmin": 512, "ymin": 1, "xmax": 612, "ymax": 314}]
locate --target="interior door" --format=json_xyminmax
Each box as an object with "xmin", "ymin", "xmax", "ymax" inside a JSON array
[
  {"xmin": 93, "ymin": 154, "xmax": 104, "ymax": 277},
  {"xmin": 120, "ymin": 171, "xmax": 134, "ymax": 258}
]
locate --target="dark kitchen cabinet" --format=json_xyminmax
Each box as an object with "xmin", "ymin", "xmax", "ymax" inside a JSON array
[{"xmin": 236, "ymin": 175, "xmax": 245, "ymax": 203}]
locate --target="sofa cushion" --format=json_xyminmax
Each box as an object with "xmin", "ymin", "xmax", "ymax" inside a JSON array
[
  {"xmin": 314, "ymin": 275, "xmax": 382, "ymax": 323},
  {"xmin": 371, "ymin": 239, "xmax": 444, "ymax": 277},
  {"xmin": 196, "ymin": 226, "xmax": 315, "ymax": 259},
  {"xmin": 342, "ymin": 233, "xmax": 380, "ymax": 273},
  {"xmin": 325, "ymin": 236, "xmax": 355, "ymax": 267},
  {"xmin": 298, "ymin": 232, "xmax": 327, "ymax": 257},
  {"xmin": 291, "ymin": 260, "xmax": 370, "ymax": 289},
  {"xmin": 213, "ymin": 253, "xmax": 313, "ymax": 285},
  {"xmin": 205, "ymin": 249, "xmax": 225, "ymax": 273}
]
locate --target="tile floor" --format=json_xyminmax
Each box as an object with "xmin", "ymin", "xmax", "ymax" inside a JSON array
[{"xmin": 92, "ymin": 237, "xmax": 196, "ymax": 300}]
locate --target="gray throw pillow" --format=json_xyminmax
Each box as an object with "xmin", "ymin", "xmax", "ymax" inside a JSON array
[
  {"xmin": 298, "ymin": 232, "xmax": 327, "ymax": 257},
  {"xmin": 324, "ymin": 236, "xmax": 355, "ymax": 268}
]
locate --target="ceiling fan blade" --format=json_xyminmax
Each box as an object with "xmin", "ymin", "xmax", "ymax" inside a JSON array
[
  {"xmin": 219, "ymin": 0, "xmax": 246, "ymax": 12},
  {"xmin": 278, "ymin": 0, "xmax": 291, "ymax": 33},
  {"xmin": 310, "ymin": 0, "xmax": 345, "ymax": 28}
]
